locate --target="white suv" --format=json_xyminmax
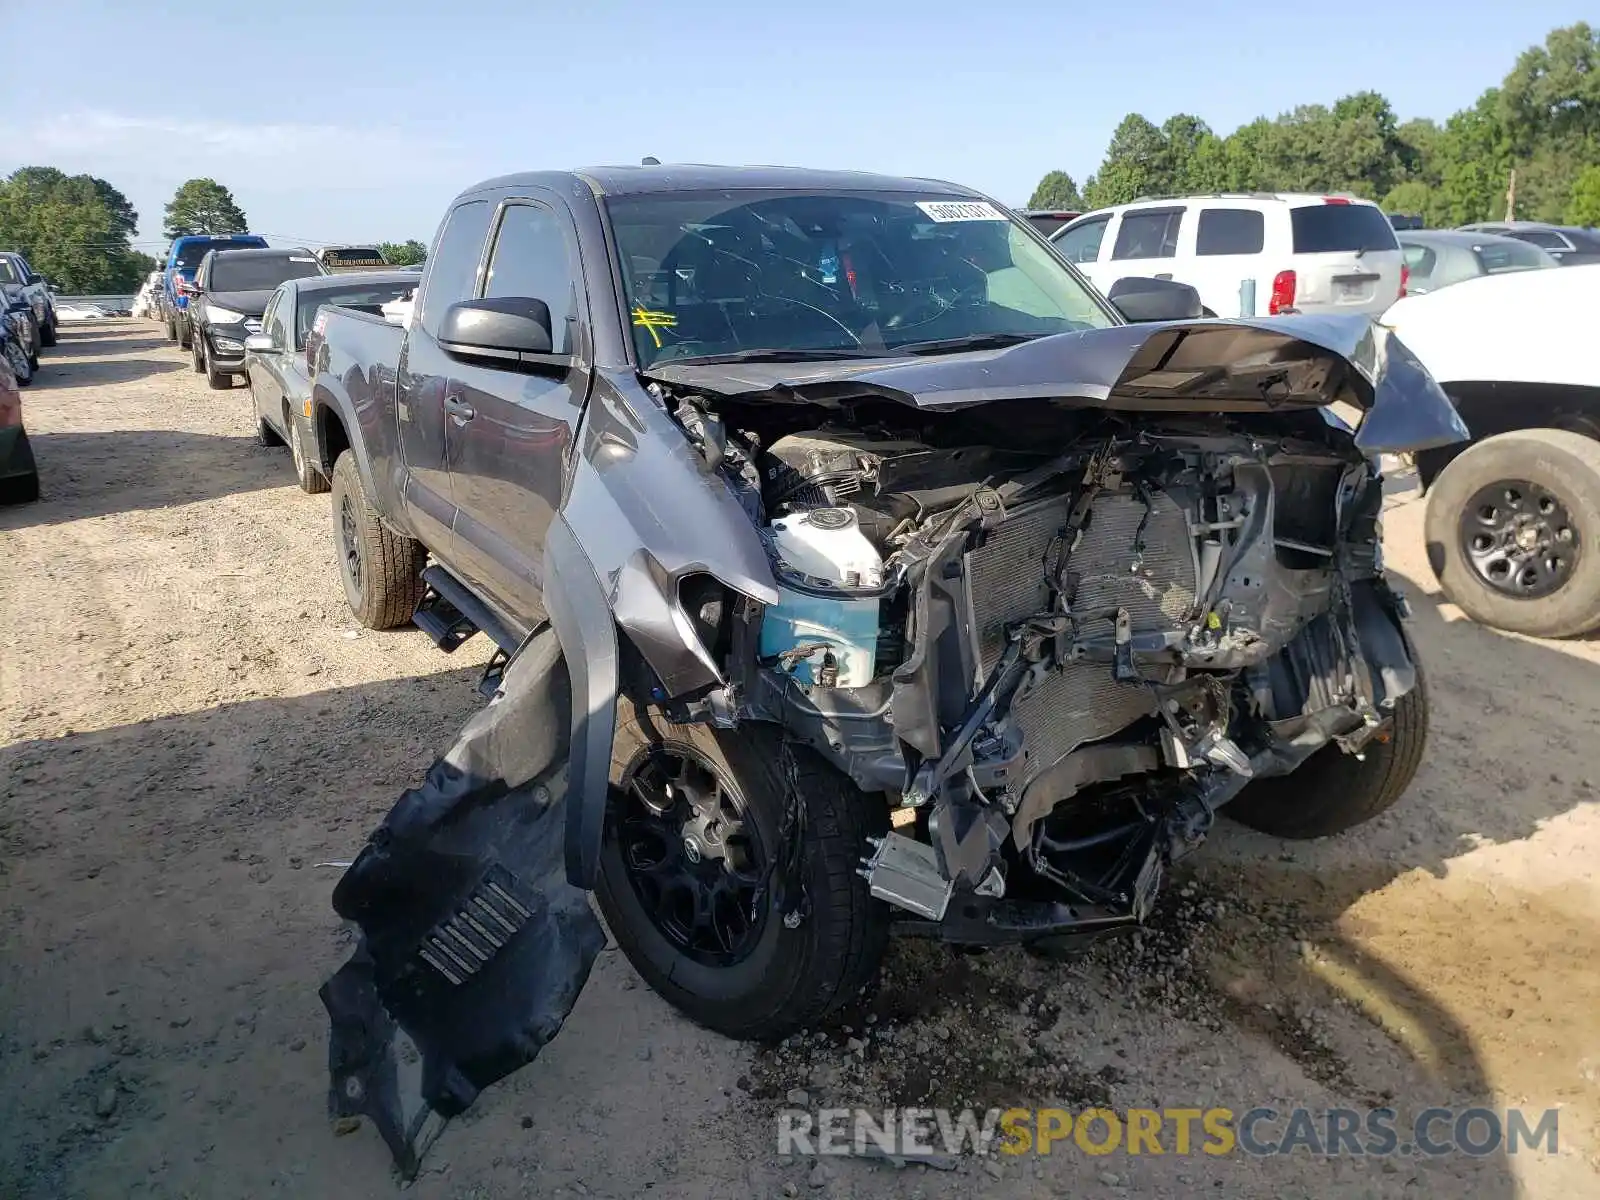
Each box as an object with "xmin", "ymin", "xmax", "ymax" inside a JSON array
[{"xmin": 1050, "ymin": 194, "xmax": 1407, "ymax": 320}]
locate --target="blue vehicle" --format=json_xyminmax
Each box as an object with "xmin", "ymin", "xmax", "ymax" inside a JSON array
[{"xmin": 162, "ymin": 233, "xmax": 268, "ymax": 348}]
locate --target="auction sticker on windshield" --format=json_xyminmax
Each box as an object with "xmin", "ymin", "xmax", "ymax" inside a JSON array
[{"xmin": 916, "ymin": 200, "xmax": 1007, "ymax": 222}]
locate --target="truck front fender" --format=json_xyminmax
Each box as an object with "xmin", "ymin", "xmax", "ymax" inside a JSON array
[{"xmin": 543, "ymin": 512, "xmax": 619, "ymax": 889}]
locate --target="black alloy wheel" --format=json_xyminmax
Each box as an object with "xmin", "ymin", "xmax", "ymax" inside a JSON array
[
  {"xmin": 339, "ymin": 492, "xmax": 363, "ymax": 594},
  {"xmin": 613, "ymin": 746, "xmax": 769, "ymax": 967},
  {"xmin": 1459, "ymin": 478, "xmax": 1579, "ymax": 599}
]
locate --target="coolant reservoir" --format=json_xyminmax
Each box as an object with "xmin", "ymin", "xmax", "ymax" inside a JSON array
[{"xmin": 758, "ymin": 508, "xmax": 883, "ymax": 688}]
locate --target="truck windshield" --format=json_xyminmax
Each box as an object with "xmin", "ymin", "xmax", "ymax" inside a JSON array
[
  {"xmin": 210, "ymin": 254, "xmax": 324, "ymax": 292},
  {"xmin": 605, "ymin": 191, "xmax": 1115, "ymax": 366}
]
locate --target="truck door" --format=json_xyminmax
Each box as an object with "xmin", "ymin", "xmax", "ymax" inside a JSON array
[
  {"xmin": 442, "ymin": 195, "xmax": 587, "ymax": 624},
  {"xmin": 398, "ymin": 200, "xmax": 494, "ymax": 555}
]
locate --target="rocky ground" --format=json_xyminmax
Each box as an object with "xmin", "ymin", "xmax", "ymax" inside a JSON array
[{"xmin": 1, "ymin": 321, "xmax": 1596, "ymax": 1199}]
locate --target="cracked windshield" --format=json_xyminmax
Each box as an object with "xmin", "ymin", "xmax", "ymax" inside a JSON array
[{"xmin": 609, "ymin": 191, "xmax": 1114, "ymax": 364}]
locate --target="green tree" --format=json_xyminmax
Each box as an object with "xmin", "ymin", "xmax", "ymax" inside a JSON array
[
  {"xmin": 163, "ymin": 178, "xmax": 248, "ymax": 239},
  {"xmin": 1025, "ymin": 171, "xmax": 1082, "ymax": 210},
  {"xmin": 378, "ymin": 239, "xmax": 428, "ymax": 266},
  {"xmin": 1083, "ymin": 114, "xmax": 1171, "ymax": 208},
  {"xmin": 1381, "ymin": 180, "xmax": 1432, "ymax": 214},
  {"xmin": 0, "ymin": 166, "xmax": 148, "ymax": 292},
  {"xmin": 1568, "ymin": 165, "xmax": 1600, "ymax": 226}
]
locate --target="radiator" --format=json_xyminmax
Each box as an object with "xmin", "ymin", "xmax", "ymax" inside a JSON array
[{"xmin": 965, "ymin": 489, "xmax": 1199, "ymax": 788}]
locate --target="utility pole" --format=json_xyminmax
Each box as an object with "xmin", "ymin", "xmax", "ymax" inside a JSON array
[{"xmin": 1505, "ymin": 167, "xmax": 1517, "ymax": 222}]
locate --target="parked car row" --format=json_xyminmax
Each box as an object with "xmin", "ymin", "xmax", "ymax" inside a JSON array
[{"xmin": 0, "ymin": 248, "xmax": 60, "ymax": 505}]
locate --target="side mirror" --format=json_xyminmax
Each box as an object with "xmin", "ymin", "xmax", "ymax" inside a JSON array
[
  {"xmin": 438, "ymin": 296, "xmax": 566, "ymax": 368},
  {"xmin": 1107, "ymin": 277, "xmax": 1204, "ymax": 323},
  {"xmin": 244, "ymin": 333, "xmax": 276, "ymax": 353}
]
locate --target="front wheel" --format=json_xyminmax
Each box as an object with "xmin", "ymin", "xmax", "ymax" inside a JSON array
[
  {"xmin": 328, "ymin": 450, "xmax": 425, "ymax": 628},
  {"xmin": 178, "ymin": 319, "xmax": 192, "ymax": 350},
  {"xmin": 204, "ymin": 341, "xmax": 232, "ymax": 390},
  {"xmin": 1424, "ymin": 429, "xmax": 1600, "ymax": 638},
  {"xmin": 165, "ymin": 316, "xmax": 177, "ymax": 342},
  {"xmin": 1227, "ymin": 664, "xmax": 1429, "ymax": 839},
  {"xmin": 597, "ymin": 702, "xmax": 890, "ymax": 1041},
  {"xmin": 5, "ymin": 338, "xmax": 32, "ymax": 386},
  {"xmin": 38, "ymin": 312, "xmax": 56, "ymax": 347}
]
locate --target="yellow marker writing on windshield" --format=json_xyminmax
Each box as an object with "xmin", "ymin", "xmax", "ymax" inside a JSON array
[{"xmin": 631, "ymin": 307, "xmax": 677, "ymax": 349}]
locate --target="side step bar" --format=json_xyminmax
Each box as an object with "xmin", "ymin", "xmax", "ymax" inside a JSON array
[{"xmin": 412, "ymin": 565, "xmax": 522, "ymax": 657}]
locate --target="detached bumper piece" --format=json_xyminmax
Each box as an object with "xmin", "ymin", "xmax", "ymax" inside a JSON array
[{"xmin": 320, "ymin": 630, "xmax": 605, "ymax": 1179}]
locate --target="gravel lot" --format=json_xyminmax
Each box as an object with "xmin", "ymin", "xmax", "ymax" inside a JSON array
[{"xmin": 2, "ymin": 321, "xmax": 1596, "ymax": 1199}]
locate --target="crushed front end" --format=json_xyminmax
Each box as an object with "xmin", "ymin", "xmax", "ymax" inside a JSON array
[{"xmin": 646, "ymin": 317, "xmax": 1465, "ymax": 949}]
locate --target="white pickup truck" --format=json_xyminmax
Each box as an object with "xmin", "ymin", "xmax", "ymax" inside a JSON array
[{"xmin": 1382, "ymin": 262, "xmax": 1600, "ymax": 637}]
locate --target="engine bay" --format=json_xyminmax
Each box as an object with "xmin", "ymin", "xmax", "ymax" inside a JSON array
[{"xmin": 654, "ymin": 383, "xmax": 1414, "ymax": 936}]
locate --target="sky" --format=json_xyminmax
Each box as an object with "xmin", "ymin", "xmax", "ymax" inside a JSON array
[{"xmin": 0, "ymin": 0, "xmax": 1589, "ymax": 251}]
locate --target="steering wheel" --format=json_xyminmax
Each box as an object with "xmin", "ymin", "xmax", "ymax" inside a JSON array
[{"xmin": 883, "ymin": 282, "xmax": 985, "ymax": 332}]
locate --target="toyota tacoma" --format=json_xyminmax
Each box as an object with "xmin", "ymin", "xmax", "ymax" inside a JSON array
[{"xmin": 306, "ymin": 165, "xmax": 1467, "ymax": 1175}]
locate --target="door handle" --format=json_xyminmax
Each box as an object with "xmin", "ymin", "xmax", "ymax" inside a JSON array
[{"xmin": 444, "ymin": 396, "xmax": 475, "ymax": 423}]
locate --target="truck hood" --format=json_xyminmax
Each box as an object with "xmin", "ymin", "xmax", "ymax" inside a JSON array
[{"xmin": 643, "ymin": 314, "xmax": 1470, "ymax": 455}]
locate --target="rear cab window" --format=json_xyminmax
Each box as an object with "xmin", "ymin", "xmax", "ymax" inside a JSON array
[
  {"xmin": 1195, "ymin": 208, "xmax": 1264, "ymax": 256},
  {"xmin": 1111, "ymin": 208, "xmax": 1183, "ymax": 260},
  {"xmin": 1289, "ymin": 203, "xmax": 1399, "ymax": 254}
]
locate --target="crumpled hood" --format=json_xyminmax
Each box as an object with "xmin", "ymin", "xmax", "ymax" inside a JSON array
[{"xmin": 644, "ymin": 314, "xmax": 1470, "ymax": 454}]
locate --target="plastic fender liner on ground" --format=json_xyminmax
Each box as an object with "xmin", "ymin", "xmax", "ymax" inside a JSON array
[{"xmin": 319, "ymin": 627, "xmax": 605, "ymax": 1179}]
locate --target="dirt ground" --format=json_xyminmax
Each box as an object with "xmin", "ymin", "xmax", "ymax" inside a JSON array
[{"xmin": 2, "ymin": 321, "xmax": 1596, "ymax": 1199}]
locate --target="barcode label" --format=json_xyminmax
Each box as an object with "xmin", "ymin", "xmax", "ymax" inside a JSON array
[{"xmin": 916, "ymin": 200, "xmax": 1006, "ymax": 223}]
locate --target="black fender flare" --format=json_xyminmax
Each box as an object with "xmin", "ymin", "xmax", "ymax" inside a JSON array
[
  {"xmin": 543, "ymin": 512, "xmax": 619, "ymax": 889},
  {"xmin": 310, "ymin": 384, "xmax": 379, "ymax": 498}
]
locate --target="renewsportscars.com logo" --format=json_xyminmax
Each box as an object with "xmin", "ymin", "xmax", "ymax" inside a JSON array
[{"xmin": 777, "ymin": 1106, "xmax": 1560, "ymax": 1159}]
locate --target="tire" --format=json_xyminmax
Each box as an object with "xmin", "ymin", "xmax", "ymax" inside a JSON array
[
  {"xmin": 178, "ymin": 319, "xmax": 192, "ymax": 350},
  {"xmin": 165, "ymin": 316, "xmax": 177, "ymax": 342},
  {"xmin": 597, "ymin": 701, "xmax": 890, "ymax": 1041},
  {"xmin": 1228, "ymin": 664, "xmax": 1429, "ymax": 839},
  {"xmin": 0, "ymin": 470, "xmax": 40, "ymax": 506},
  {"xmin": 5, "ymin": 339, "xmax": 32, "ymax": 386},
  {"xmin": 1423, "ymin": 429, "xmax": 1600, "ymax": 638},
  {"xmin": 191, "ymin": 333, "xmax": 204, "ymax": 373},
  {"xmin": 38, "ymin": 313, "xmax": 56, "ymax": 347},
  {"xmin": 204, "ymin": 341, "xmax": 232, "ymax": 390},
  {"xmin": 21, "ymin": 315, "xmax": 39, "ymax": 370},
  {"xmin": 255, "ymin": 414, "xmax": 283, "ymax": 448},
  {"xmin": 329, "ymin": 450, "xmax": 425, "ymax": 628},
  {"xmin": 289, "ymin": 411, "xmax": 328, "ymax": 494}
]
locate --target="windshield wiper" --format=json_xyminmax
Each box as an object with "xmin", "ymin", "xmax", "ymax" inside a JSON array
[
  {"xmin": 892, "ymin": 332, "xmax": 1042, "ymax": 356},
  {"xmin": 658, "ymin": 347, "xmax": 895, "ymax": 365}
]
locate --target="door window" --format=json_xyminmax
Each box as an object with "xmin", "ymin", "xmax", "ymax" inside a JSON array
[
  {"xmin": 481, "ymin": 202, "xmax": 579, "ymax": 354},
  {"xmin": 266, "ymin": 289, "xmax": 291, "ymax": 346},
  {"xmin": 1112, "ymin": 208, "xmax": 1183, "ymax": 260},
  {"xmin": 1054, "ymin": 216, "xmax": 1110, "ymax": 264},
  {"xmin": 418, "ymin": 200, "xmax": 493, "ymax": 336},
  {"xmin": 1195, "ymin": 208, "xmax": 1264, "ymax": 256},
  {"xmin": 1508, "ymin": 229, "xmax": 1569, "ymax": 251}
]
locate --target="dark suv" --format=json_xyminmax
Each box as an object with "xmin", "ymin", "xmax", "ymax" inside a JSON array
[{"xmin": 187, "ymin": 248, "xmax": 326, "ymax": 388}]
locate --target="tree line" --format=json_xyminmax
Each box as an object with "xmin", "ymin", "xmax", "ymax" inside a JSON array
[
  {"xmin": 1028, "ymin": 22, "xmax": 1600, "ymax": 229},
  {"xmin": 0, "ymin": 171, "xmax": 428, "ymax": 293}
]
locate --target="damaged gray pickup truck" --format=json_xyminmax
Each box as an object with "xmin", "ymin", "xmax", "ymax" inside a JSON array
[{"xmin": 308, "ymin": 166, "xmax": 1468, "ymax": 1174}]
